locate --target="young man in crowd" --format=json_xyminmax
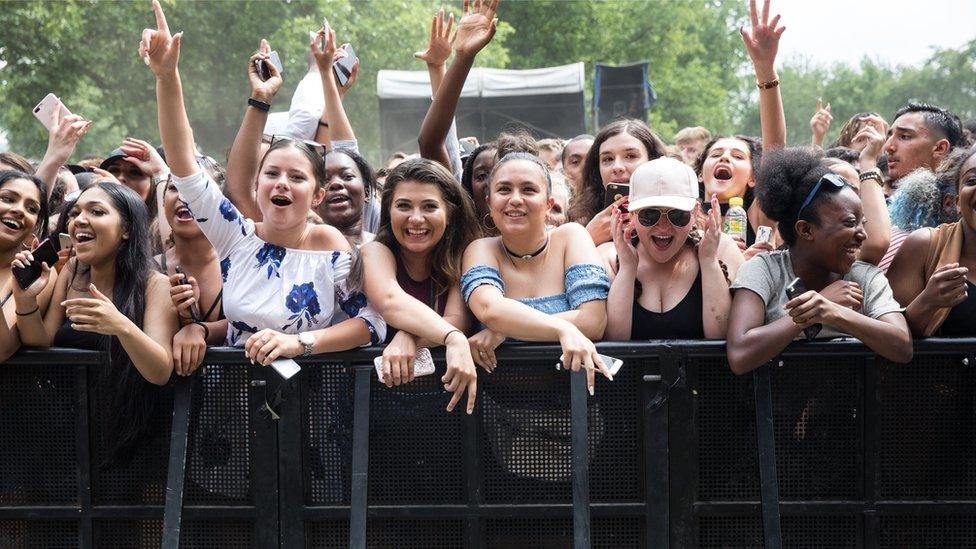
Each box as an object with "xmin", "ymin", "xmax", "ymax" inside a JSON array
[{"xmin": 883, "ymin": 102, "xmax": 964, "ymax": 196}]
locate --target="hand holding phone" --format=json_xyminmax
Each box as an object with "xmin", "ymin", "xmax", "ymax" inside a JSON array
[
  {"xmin": 785, "ymin": 277, "xmax": 823, "ymax": 340},
  {"xmin": 33, "ymin": 94, "xmax": 72, "ymax": 133},
  {"xmin": 604, "ymin": 183, "xmax": 630, "ymax": 208},
  {"xmin": 12, "ymin": 238, "xmax": 59, "ymax": 291},
  {"xmin": 333, "ymin": 44, "xmax": 358, "ymax": 87},
  {"xmin": 255, "ymin": 51, "xmax": 283, "ymax": 82},
  {"xmin": 374, "ymin": 348, "xmax": 436, "ymax": 384}
]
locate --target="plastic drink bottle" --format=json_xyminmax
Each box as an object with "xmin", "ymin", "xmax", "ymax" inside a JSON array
[{"xmin": 723, "ymin": 196, "xmax": 748, "ymax": 241}]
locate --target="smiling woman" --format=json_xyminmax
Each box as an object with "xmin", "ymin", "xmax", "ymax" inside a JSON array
[{"xmin": 725, "ymin": 147, "xmax": 912, "ymax": 374}]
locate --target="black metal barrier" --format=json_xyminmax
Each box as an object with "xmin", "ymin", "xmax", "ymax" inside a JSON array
[{"xmin": 2, "ymin": 339, "xmax": 975, "ymax": 548}]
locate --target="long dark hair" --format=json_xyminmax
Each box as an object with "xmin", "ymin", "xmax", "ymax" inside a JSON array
[
  {"xmin": 374, "ymin": 159, "xmax": 479, "ymax": 298},
  {"xmin": 0, "ymin": 170, "xmax": 50, "ymax": 243},
  {"xmin": 73, "ymin": 182, "xmax": 159, "ymax": 467},
  {"xmin": 569, "ymin": 119, "xmax": 667, "ymax": 224}
]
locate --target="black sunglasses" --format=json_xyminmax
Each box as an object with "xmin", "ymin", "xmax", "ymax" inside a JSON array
[{"xmin": 636, "ymin": 208, "xmax": 693, "ymax": 228}]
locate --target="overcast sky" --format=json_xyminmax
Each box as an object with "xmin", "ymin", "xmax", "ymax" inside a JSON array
[{"xmin": 775, "ymin": 0, "xmax": 976, "ymax": 66}]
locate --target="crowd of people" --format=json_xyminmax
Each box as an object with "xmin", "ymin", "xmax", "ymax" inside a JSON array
[{"xmin": 1, "ymin": 0, "xmax": 975, "ymax": 466}]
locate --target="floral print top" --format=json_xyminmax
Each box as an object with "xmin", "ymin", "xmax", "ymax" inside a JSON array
[{"xmin": 171, "ymin": 171, "xmax": 385, "ymax": 347}]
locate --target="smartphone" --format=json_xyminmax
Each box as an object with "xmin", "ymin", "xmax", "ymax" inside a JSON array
[
  {"xmin": 756, "ymin": 225, "xmax": 773, "ymax": 245},
  {"xmin": 255, "ymin": 51, "xmax": 283, "ymax": 81},
  {"xmin": 604, "ymin": 183, "xmax": 629, "ymax": 208},
  {"xmin": 785, "ymin": 277, "xmax": 822, "ymax": 340},
  {"xmin": 374, "ymin": 347, "xmax": 436, "ymax": 384},
  {"xmin": 321, "ymin": 17, "xmax": 330, "ymax": 50},
  {"xmin": 58, "ymin": 232, "xmax": 73, "ymax": 252},
  {"xmin": 270, "ymin": 358, "xmax": 301, "ymax": 380},
  {"xmin": 33, "ymin": 93, "xmax": 72, "ymax": 132},
  {"xmin": 333, "ymin": 44, "xmax": 357, "ymax": 87},
  {"xmin": 597, "ymin": 354, "xmax": 623, "ymax": 377},
  {"xmin": 174, "ymin": 265, "xmax": 201, "ymax": 321},
  {"xmin": 12, "ymin": 238, "xmax": 58, "ymax": 290}
]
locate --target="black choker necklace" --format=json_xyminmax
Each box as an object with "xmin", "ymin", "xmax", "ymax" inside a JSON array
[{"xmin": 503, "ymin": 237, "xmax": 549, "ymax": 260}]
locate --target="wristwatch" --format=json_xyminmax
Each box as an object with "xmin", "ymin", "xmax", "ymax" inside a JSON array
[{"xmin": 298, "ymin": 332, "xmax": 315, "ymax": 357}]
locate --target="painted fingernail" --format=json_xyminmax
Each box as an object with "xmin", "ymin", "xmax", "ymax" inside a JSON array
[{"xmin": 589, "ymin": 386, "xmax": 595, "ymax": 396}]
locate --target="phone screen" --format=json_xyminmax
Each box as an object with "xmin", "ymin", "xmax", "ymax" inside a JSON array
[{"xmin": 333, "ymin": 44, "xmax": 357, "ymax": 86}]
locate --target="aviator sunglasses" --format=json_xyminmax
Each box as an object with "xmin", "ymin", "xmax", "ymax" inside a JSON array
[{"xmin": 635, "ymin": 207, "xmax": 693, "ymax": 228}]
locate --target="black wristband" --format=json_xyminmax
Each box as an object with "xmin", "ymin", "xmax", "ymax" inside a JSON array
[
  {"xmin": 192, "ymin": 321, "xmax": 210, "ymax": 342},
  {"xmin": 318, "ymin": 120, "xmax": 329, "ymax": 128},
  {"xmin": 248, "ymin": 98, "xmax": 271, "ymax": 112},
  {"xmin": 15, "ymin": 306, "xmax": 39, "ymax": 317}
]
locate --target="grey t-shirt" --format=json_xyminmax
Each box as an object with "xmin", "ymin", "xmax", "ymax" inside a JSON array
[{"xmin": 730, "ymin": 250, "xmax": 903, "ymax": 339}]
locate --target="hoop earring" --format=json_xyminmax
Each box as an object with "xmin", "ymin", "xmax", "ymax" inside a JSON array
[{"xmin": 483, "ymin": 213, "xmax": 497, "ymax": 230}]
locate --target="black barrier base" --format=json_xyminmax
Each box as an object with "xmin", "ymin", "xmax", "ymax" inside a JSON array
[{"xmin": 1, "ymin": 340, "xmax": 975, "ymax": 548}]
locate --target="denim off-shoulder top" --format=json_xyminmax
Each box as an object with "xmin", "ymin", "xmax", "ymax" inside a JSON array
[{"xmin": 461, "ymin": 263, "xmax": 610, "ymax": 315}]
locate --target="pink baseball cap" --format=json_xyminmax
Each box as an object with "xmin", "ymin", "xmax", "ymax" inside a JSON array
[{"xmin": 627, "ymin": 157, "xmax": 700, "ymax": 212}]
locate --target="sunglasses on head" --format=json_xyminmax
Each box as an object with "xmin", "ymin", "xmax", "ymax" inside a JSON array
[
  {"xmin": 796, "ymin": 173, "xmax": 848, "ymax": 221},
  {"xmin": 262, "ymin": 134, "xmax": 327, "ymax": 158},
  {"xmin": 636, "ymin": 207, "xmax": 693, "ymax": 228}
]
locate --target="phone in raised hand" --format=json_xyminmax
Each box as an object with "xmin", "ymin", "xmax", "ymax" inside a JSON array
[
  {"xmin": 333, "ymin": 44, "xmax": 357, "ymax": 87},
  {"xmin": 255, "ymin": 51, "xmax": 283, "ymax": 82},
  {"xmin": 33, "ymin": 94, "xmax": 72, "ymax": 132}
]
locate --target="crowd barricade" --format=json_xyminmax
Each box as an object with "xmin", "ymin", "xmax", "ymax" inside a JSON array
[{"xmin": 1, "ymin": 339, "xmax": 975, "ymax": 548}]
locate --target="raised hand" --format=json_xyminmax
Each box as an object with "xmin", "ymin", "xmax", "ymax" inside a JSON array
[
  {"xmin": 139, "ymin": 0, "xmax": 182, "ymax": 77},
  {"xmin": 248, "ymin": 39, "xmax": 283, "ymax": 102},
  {"xmin": 810, "ymin": 98, "xmax": 832, "ymax": 147},
  {"xmin": 333, "ymin": 44, "xmax": 360, "ymax": 97},
  {"xmin": 739, "ymin": 0, "xmax": 785, "ymax": 73},
  {"xmin": 310, "ymin": 23, "xmax": 337, "ymax": 73},
  {"xmin": 46, "ymin": 111, "xmax": 91, "ymax": 164},
  {"xmin": 697, "ymin": 195, "xmax": 722, "ymax": 264},
  {"xmin": 852, "ymin": 115, "xmax": 887, "ymax": 164},
  {"xmin": 415, "ymin": 7, "xmax": 455, "ymax": 66},
  {"xmin": 453, "ymin": 0, "xmax": 499, "ymax": 58},
  {"xmin": 120, "ymin": 137, "xmax": 168, "ymax": 177},
  {"xmin": 611, "ymin": 207, "xmax": 638, "ymax": 272},
  {"xmin": 168, "ymin": 272, "xmax": 200, "ymax": 320}
]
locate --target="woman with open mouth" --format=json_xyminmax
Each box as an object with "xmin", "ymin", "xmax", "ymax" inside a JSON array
[
  {"xmin": 13, "ymin": 180, "xmax": 179, "ymax": 467},
  {"xmin": 0, "ymin": 170, "xmax": 54, "ymax": 361},
  {"xmin": 145, "ymin": 2, "xmax": 384, "ymax": 365},
  {"xmin": 461, "ymin": 152, "xmax": 613, "ymax": 395},
  {"xmin": 604, "ymin": 158, "xmax": 744, "ymax": 341},
  {"xmin": 359, "ymin": 158, "xmax": 479, "ymax": 413},
  {"xmin": 158, "ymin": 180, "xmax": 228, "ymax": 376},
  {"xmin": 887, "ymin": 144, "xmax": 976, "ymax": 337},
  {"xmin": 726, "ymin": 148, "xmax": 912, "ymax": 375}
]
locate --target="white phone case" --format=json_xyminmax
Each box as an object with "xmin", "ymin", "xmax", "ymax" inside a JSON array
[
  {"xmin": 33, "ymin": 93, "xmax": 71, "ymax": 132},
  {"xmin": 598, "ymin": 354, "xmax": 624, "ymax": 377},
  {"xmin": 270, "ymin": 358, "xmax": 301, "ymax": 380},
  {"xmin": 375, "ymin": 348, "xmax": 435, "ymax": 383}
]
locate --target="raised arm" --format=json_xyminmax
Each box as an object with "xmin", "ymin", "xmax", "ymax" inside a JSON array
[
  {"xmin": 604, "ymin": 210, "xmax": 638, "ymax": 340},
  {"xmin": 312, "ymin": 24, "xmax": 355, "ymax": 143},
  {"xmin": 418, "ymin": 0, "xmax": 498, "ymax": 170},
  {"xmin": 851, "ymin": 116, "xmax": 891, "ymax": 265},
  {"xmin": 34, "ymin": 111, "xmax": 91, "ymax": 197},
  {"xmin": 810, "ymin": 98, "xmax": 832, "ymax": 148},
  {"xmin": 226, "ymin": 39, "xmax": 283, "ymax": 221},
  {"xmin": 740, "ymin": 0, "xmax": 786, "ymax": 151},
  {"xmin": 415, "ymin": 8, "xmax": 455, "ymax": 167},
  {"xmin": 313, "ymin": 48, "xmax": 359, "ymax": 145},
  {"xmin": 699, "ymin": 198, "xmax": 741, "ymax": 339}
]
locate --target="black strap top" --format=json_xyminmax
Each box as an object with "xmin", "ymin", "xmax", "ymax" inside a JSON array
[
  {"xmin": 630, "ymin": 271, "xmax": 705, "ymax": 340},
  {"xmin": 54, "ymin": 317, "xmax": 107, "ymax": 350},
  {"xmin": 937, "ymin": 281, "xmax": 976, "ymax": 337}
]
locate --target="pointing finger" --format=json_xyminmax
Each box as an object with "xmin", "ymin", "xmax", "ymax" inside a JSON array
[{"xmin": 152, "ymin": 0, "xmax": 169, "ymax": 34}]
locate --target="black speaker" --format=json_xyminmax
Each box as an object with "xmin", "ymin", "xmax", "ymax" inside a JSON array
[{"xmin": 593, "ymin": 61, "xmax": 657, "ymax": 128}]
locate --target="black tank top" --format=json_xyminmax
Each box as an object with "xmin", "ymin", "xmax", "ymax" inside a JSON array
[
  {"xmin": 630, "ymin": 271, "xmax": 704, "ymax": 339},
  {"xmin": 54, "ymin": 317, "xmax": 107, "ymax": 350},
  {"xmin": 937, "ymin": 281, "xmax": 976, "ymax": 337}
]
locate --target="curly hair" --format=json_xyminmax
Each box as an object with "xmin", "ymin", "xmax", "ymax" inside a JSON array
[
  {"xmin": 569, "ymin": 119, "xmax": 667, "ymax": 224},
  {"xmin": 756, "ymin": 147, "xmax": 842, "ymax": 246},
  {"xmin": 888, "ymin": 168, "xmax": 957, "ymax": 231},
  {"xmin": 938, "ymin": 144, "xmax": 976, "ymax": 191},
  {"xmin": 374, "ymin": 158, "xmax": 480, "ymax": 298}
]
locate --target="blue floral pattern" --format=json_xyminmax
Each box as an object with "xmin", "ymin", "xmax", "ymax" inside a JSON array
[
  {"xmin": 255, "ymin": 243, "xmax": 286, "ymax": 279},
  {"xmin": 231, "ymin": 320, "xmax": 258, "ymax": 341},
  {"xmin": 219, "ymin": 198, "xmax": 247, "ymax": 235},
  {"xmin": 339, "ymin": 290, "xmax": 368, "ymax": 318},
  {"xmin": 220, "ymin": 256, "xmax": 231, "ymax": 283},
  {"xmin": 282, "ymin": 282, "xmax": 321, "ymax": 331}
]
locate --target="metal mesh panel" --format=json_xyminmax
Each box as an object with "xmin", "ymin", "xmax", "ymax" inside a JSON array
[
  {"xmin": 696, "ymin": 357, "xmax": 759, "ymax": 500},
  {"xmin": 0, "ymin": 365, "xmax": 78, "ymax": 505},
  {"xmin": 879, "ymin": 356, "xmax": 976, "ymax": 499},
  {"xmin": 180, "ymin": 519, "xmax": 253, "ymax": 548},
  {"xmin": 485, "ymin": 516, "xmax": 643, "ymax": 548},
  {"xmin": 306, "ymin": 520, "xmax": 349, "ymax": 549},
  {"xmin": 304, "ymin": 362, "xmax": 354, "ymax": 505},
  {"xmin": 185, "ymin": 364, "xmax": 252, "ymax": 504},
  {"xmin": 93, "ymin": 519, "xmax": 163, "ymax": 548},
  {"xmin": 771, "ymin": 357, "xmax": 861, "ymax": 500},
  {"xmin": 364, "ymin": 518, "xmax": 463, "ymax": 548},
  {"xmin": 696, "ymin": 515, "xmax": 857, "ymax": 548},
  {"xmin": 91, "ymin": 377, "xmax": 173, "ymax": 505},
  {"xmin": 880, "ymin": 515, "xmax": 976, "ymax": 548},
  {"xmin": 481, "ymin": 358, "xmax": 576, "ymax": 502},
  {"xmin": 697, "ymin": 357, "xmax": 861, "ymax": 501},
  {"xmin": 0, "ymin": 520, "xmax": 77, "ymax": 548},
  {"xmin": 591, "ymin": 357, "xmax": 643, "ymax": 502},
  {"xmin": 368, "ymin": 364, "xmax": 463, "ymax": 504}
]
